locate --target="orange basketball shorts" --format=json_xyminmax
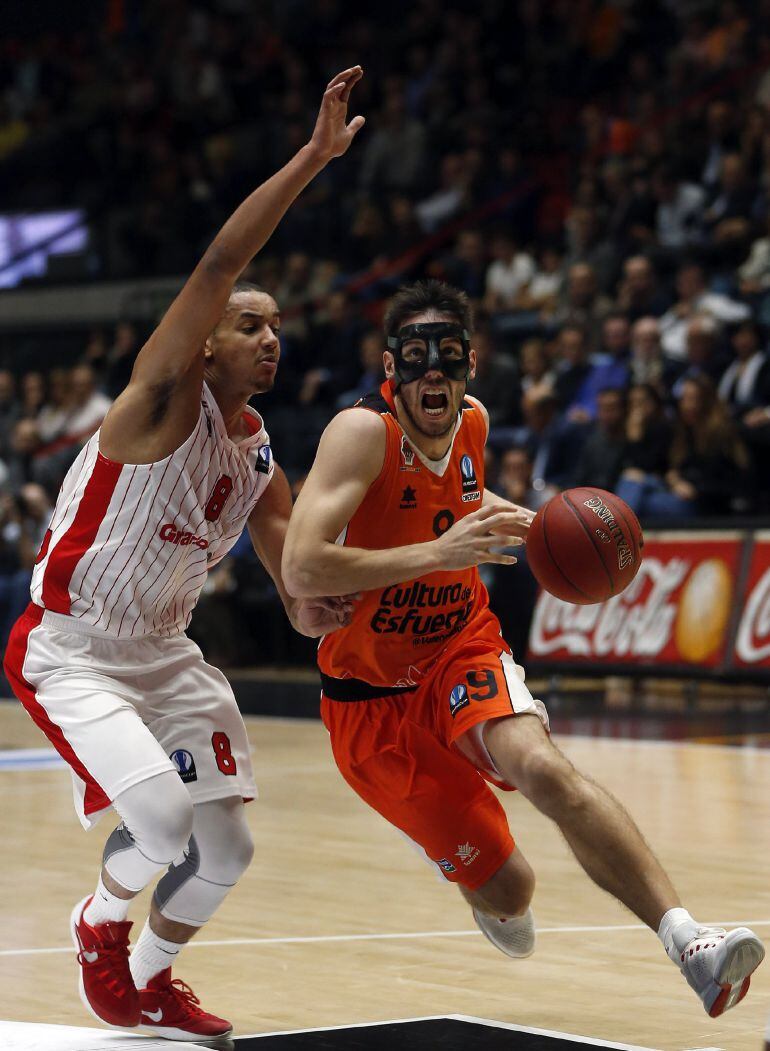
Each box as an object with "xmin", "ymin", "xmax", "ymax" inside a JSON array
[{"xmin": 320, "ymin": 635, "xmax": 549, "ymax": 891}]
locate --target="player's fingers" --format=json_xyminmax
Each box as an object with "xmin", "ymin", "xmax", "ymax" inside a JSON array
[
  {"xmin": 481, "ymin": 552, "xmax": 518, "ymax": 566},
  {"xmin": 485, "ymin": 535, "xmax": 524, "ymax": 548},
  {"xmin": 346, "ymin": 115, "xmax": 366, "ymax": 137},
  {"xmin": 326, "ymin": 66, "xmax": 362, "ymax": 90},
  {"xmin": 472, "ymin": 503, "xmax": 511, "ymax": 520},
  {"xmin": 477, "ymin": 511, "xmax": 524, "ymax": 533},
  {"xmin": 339, "ymin": 69, "xmax": 363, "ymax": 102}
]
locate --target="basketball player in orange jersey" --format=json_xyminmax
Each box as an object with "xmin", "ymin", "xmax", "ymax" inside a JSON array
[
  {"xmin": 283, "ymin": 278, "xmax": 764, "ymax": 1018},
  {"xmin": 3, "ymin": 68, "xmax": 365, "ymax": 1041}
]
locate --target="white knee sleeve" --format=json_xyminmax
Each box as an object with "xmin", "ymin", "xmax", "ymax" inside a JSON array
[
  {"xmin": 103, "ymin": 770, "xmax": 194, "ymax": 893},
  {"xmin": 154, "ymin": 797, "xmax": 254, "ymax": 927}
]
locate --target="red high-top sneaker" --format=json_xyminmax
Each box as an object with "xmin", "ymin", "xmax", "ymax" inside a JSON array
[
  {"xmin": 138, "ymin": 968, "xmax": 232, "ymax": 1041},
  {"xmin": 70, "ymin": 895, "xmax": 140, "ymax": 1028}
]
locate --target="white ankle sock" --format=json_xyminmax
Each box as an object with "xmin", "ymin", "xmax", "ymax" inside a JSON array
[
  {"xmin": 130, "ymin": 921, "xmax": 184, "ymax": 989},
  {"xmin": 658, "ymin": 907, "xmax": 699, "ymax": 962},
  {"xmin": 83, "ymin": 875, "xmax": 132, "ymax": 926}
]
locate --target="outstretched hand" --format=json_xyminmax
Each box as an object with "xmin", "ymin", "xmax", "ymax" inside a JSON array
[{"xmin": 309, "ymin": 66, "xmax": 365, "ymax": 162}]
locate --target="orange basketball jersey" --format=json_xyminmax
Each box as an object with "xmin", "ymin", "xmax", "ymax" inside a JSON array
[{"xmin": 318, "ymin": 381, "xmax": 504, "ymax": 700}]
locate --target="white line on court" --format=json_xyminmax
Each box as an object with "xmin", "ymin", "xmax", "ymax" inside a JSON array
[{"xmin": 2, "ymin": 919, "xmax": 769, "ymax": 959}]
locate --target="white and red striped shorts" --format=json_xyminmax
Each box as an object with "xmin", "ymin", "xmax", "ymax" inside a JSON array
[{"xmin": 4, "ymin": 603, "xmax": 257, "ymax": 829}]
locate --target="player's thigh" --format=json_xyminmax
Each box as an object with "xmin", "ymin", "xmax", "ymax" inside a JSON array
[
  {"xmin": 138, "ymin": 636, "xmax": 256, "ymax": 804},
  {"xmin": 322, "ymin": 696, "xmax": 513, "ymax": 890},
  {"xmin": 436, "ymin": 646, "xmax": 549, "ymax": 785},
  {"xmin": 15, "ymin": 624, "xmax": 176, "ymax": 821}
]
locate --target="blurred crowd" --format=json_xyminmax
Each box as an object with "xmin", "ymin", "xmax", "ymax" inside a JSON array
[{"xmin": 2, "ymin": 0, "xmax": 770, "ymax": 662}]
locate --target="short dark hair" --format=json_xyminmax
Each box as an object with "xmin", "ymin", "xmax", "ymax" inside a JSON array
[
  {"xmin": 383, "ymin": 279, "xmax": 473, "ymax": 338},
  {"xmin": 230, "ymin": 280, "xmax": 266, "ymax": 298}
]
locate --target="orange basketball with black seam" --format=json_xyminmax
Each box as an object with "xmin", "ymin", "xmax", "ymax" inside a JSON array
[{"xmin": 526, "ymin": 487, "xmax": 643, "ymax": 605}]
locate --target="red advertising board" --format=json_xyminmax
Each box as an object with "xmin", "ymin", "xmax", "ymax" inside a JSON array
[
  {"xmin": 527, "ymin": 532, "xmax": 744, "ymax": 670},
  {"xmin": 733, "ymin": 532, "xmax": 770, "ymax": 670}
]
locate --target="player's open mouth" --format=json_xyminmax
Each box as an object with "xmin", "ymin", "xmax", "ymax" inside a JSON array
[{"xmin": 421, "ymin": 389, "xmax": 448, "ymax": 417}]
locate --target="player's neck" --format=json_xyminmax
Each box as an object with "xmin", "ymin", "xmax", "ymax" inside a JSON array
[
  {"xmin": 206, "ymin": 377, "xmax": 251, "ymax": 440},
  {"xmin": 393, "ymin": 396, "xmax": 458, "ymax": 462}
]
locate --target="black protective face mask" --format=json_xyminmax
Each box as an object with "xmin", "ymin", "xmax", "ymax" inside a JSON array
[{"xmin": 387, "ymin": 322, "xmax": 471, "ymax": 386}]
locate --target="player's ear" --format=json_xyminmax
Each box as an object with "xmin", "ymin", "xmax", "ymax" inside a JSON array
[
  {"xmin": 468, "ymin": 348, "xmax": 477, "ymax": 381},
  {"xmin": 204, "ymin": 337, "xmax": 214, "ymax": 363},
  {"xmin": 383, "ymin": 350, "xmax": 396, "ymax": 380}
]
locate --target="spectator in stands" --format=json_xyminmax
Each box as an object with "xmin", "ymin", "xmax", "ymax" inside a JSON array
[
  {"xmin": 483, "ymin": 231, "xmax": 535, "ymax": 313},
  {"xmin": 104, "ymin": 321, "xmax": 141, "ymax": 401},
  {"xmin": 466, "ymin": 327, "xmax": 520, "ymax": 429},
  {"xmin": 651, "ymin": 164, "xmax": 706, "ymax": 251},
  {"xmin": 512, "ymin": 389, "xmax": 582, "ymax": 491},
  {"xmin": 564, "ymin": 206, "xmax": 617, "ymax": 293},
  {"xmin": 519, "ymin": 338, "xmax": 556, "ymax": 398},
  {"xmin": 718, "ymin": 320, "xmax": 770, "ymax": 418},
  {"xmin": 336, "ymin": 329, "xmax": 385, "ymax": 409},
  {"xmin": 658, "ymin": 261, "xmax": 750, "ymax": 359},
  {"xmin": 671, "ymin": 315, "xmax": 727, "ymax": 398},
  {"xmin": 617, "ymin": 383, "xmax": 674, "ymax": 493},
  {"xmin": 553, "ymin": 324, "xmax": 592, "ymax": 418},
  {"xmin": 359, "ymin": 87, "xmax": 427, "ymax": 195},
  {"xmin": 497, "ymin": 445, "xmax": 553, "ymax": 512},
  {"xmin": 629, "ymin": 317, "xmax": 674, "ymax": 392},
  {"xmin": 514, "ymin": 245, "xmax": 564, "ymax": 319},
  {"xmin": 618, "ymin": 375, "xmax": 749, "ymax": 517},
  {"xmin": 0, "ymin": 371, "xmax": 19, "ymax": 461},
  {"xmin": 738, "ymin": 211, "xmax": 770, "ymax": 318},
  {"xmin": 415, "ymin": 153, "xmax": 472, "ymax": 233},
  {"xmin": 553, "ymin": 263, "xmax": 613, "ymax": 342},
  {"xmin": 615, "ymin": 255, "xmax": 671, "ymax": 321},
  {"xmin": 702, "ymin": 153, "xmax": 755, "ymax": 260},
  {"xmin": 20, "ymin": 372, "xmax": 46, "ymax": 421},
  {"xmin": 301, "ymin": 291, "xmax": 365, "ymax": 407},
  {"xmin": 439, "ymin": 229, "xmax": 488, "ymax": 299},
  {"xmin": 571, "ymin": 387, "xmax": 627, "ymax": 491},
  {"xmin": 699, "ymin": 99, "xmax": 740, "ymax": 192}
]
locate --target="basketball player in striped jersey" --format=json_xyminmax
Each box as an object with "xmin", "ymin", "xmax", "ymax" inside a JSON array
[
  {"xmin": 282, "ymin": 279, "xmax": 764, "ymax": 1018},
  {"xmin": 3, "ymin": 67, "xmax": 365, "ymax": 1041}
]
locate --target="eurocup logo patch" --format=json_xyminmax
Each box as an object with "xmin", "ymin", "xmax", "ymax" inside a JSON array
[
  {"xmin": 449, "ymin": 683, "xmax": 469, "ymax": 717},
  {"xmin": 255, "ymin": 443, "xmax": 273, "ymax": 475},
  {"xmin": 460, "ymin": 454, "xmax": 480, "ymax": 501},
  {"xmin": 170, "ymin": 749, "xmax": 197, "ymax": 783}
]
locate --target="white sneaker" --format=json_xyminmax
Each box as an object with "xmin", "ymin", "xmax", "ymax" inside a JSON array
[
  {"xmin": 472, "ymin": 906, "xmax": 535, "ymax": 959},
  {"xmin": 677, "ymin": 926, "xmax": 764, "ymax": 1016}
]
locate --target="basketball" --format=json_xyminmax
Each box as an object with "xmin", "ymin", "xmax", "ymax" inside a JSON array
[{"xmin": 526, "ymin": 488, "xmax": 643, "ymax": 605}]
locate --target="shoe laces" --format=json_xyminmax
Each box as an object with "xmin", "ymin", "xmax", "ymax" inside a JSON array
[
  {"xmin": 77, "ymin": 941, "xmax": 130, "ymax": 968},
  {"xmin": 166, "ymin": 978, "xmax": 206, "ymax": 1017},
  {"xmin": 680, "ymin": 927, "xmax": 726, "ymax": 962}
]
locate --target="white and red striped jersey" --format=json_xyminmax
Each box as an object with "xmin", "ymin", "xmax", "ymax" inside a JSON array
[{"xmin": 30, "ymin": 384, "xmax": 274, "ymax": 638}]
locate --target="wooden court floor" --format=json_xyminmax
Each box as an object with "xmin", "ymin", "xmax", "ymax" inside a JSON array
[{"xmin": 1, "ymin": 699, "xmax": 769, "ymax": 1051}]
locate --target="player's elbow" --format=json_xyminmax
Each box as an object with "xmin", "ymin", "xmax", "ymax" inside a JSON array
[{"xmin": 281, "ymin": 547, "xmax": 320, "ymax": 599}]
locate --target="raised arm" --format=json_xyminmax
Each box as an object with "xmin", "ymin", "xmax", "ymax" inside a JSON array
[
  {"xmin": 99, "ymin": 66, "xmax": 365, "ymax": 464},
  {"xmin": 281, "ymin": 409, "xmax": 528, "ymax": 599}
]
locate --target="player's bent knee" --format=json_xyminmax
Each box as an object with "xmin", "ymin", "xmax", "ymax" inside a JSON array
[
  {"xmin": 114, "ymin": 771, "xmax": 194, "ymax": 865},
  {"xmin": 194, "ymin": 798, "xmax": 254, "ymax": 885}
]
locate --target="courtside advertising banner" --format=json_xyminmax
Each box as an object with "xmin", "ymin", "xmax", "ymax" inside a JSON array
[
  {"xmin": 733, "ymin": 531, "xmax": 770, "ymax": 671},
  {"xmin": 527, "ymin": 531, "xmax": 746, "ymax": 672}
]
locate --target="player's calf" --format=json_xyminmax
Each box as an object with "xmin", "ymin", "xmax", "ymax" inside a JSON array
[{"xmin": 461, "ymin": 849, "xmax": 536, "ymax": 960}]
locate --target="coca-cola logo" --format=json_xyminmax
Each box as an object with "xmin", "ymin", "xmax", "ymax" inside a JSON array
[
  {"xmin": 735, "ymin": 567, "xmax": 770, "ymax": 664},
  {"xmin": 529, "ymin": 557, "xmax": 689, "ymax": 659}
]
